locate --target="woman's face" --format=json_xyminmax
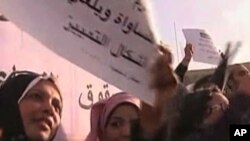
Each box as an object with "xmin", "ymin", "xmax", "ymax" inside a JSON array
[
  {"xmin": 230, "ymin": 65, "xmax": 250, "ymax": 93},
  {"xmin": 203, "ymin": 91, "xmax": 229, "ymax": 126},
  {"xmin": 19, "ymin": 80, "xmax": 62, "ymax": 141},
  {"xmin": 103, "ymin": 104, "xmax": 139, "ymax": 141}
]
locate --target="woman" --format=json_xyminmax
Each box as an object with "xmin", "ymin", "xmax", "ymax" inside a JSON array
[
  {"xmin": 169, "ymin": 86, "xmax": 229, "ymax": 141},
  {"xmin": 226, "ymin": 64, "xmax": 250, "ymax": 96},
  {"xmin": 0, "ymin": 71, "xmax": 63, "ymax": 141},
  {"xmin": 211, "ymin": 64, "xmax": 250, "ymax": 141},
  {"xmin": 85, "ymin": 92, "xmax": 141, "ymax": 141}
]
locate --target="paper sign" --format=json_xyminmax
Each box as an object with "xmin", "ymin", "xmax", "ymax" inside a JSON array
[
  {"xmin": 183, "ymin": 29, "xmax": 221, "ymax": 65},
  {"xmin": 0, "ymin": 0, "xmax": 158, "ymax": 104}
]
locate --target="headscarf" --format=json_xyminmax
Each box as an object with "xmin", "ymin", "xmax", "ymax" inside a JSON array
[
  {"xmin": 85, "ymin": 92, "xmax": 141, "ymax": 141},
  {"xmin": 0, "ymin": 71, "xmax": 61, "ymax": 141}
]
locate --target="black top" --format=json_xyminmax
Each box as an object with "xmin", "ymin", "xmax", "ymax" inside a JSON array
[{"xmin": 175, "ymin": 63, "xmax": 188, "ymax": 82}]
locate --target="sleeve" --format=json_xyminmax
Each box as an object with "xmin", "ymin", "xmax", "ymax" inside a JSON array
[{"xmin": 175, "ymin": 63, "xmax": 188, "ymax": 82}]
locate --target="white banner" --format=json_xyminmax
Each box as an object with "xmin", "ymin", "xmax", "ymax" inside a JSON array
[
  {"xmin": 182, "ymin": 28, "xmax": 221, "ymax": 65},
  {"xmin": 0, "ymin": 22, "xmax": 120, "ymax": 140},
  {"xmin": 0, "ymin": 0, "xmax": 157, "ymax": 104}
]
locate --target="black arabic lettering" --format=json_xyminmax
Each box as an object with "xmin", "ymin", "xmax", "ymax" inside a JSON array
[
  {"xmin": 128, "ymin": 51, "xmax": 147, "ymax": 67},
  {"xmin": 68, "ymin": 0, "xmax": 107, "ymax": 21},
  {"xmin": 90, "ymin": 0, "xmax": 98, "ymax": 8},
  {"xmin": 98, "ymin": 91, "xmax": 104, "ymax": 101},
  {"xmin": 122, "ymin": 16, "xmax": 128, "ymax": 27},
  {"xmin": 78, "ymin": 84, "xmax": 93, "ymax": 109},
  {"xmin": 121, "ymin": 16, "xmax": 134, "ymax": 34},
  {"xmin": 110, "ymin": 44, "xmax": 124, "ymax": 57},
  {"xmin": 130, "ymin": 76, "xmax": 140, "ymax": 84},
  {"xmin": 120, "ymin": 44, "xmax": 146, "ymax": 67},
  {"xmin": 114, "ymin": 13, "xmax": 123, "ymax": 24},
  {"xmin": 114, "ymin": 13, "xmax": 134, "ymax": 34},
  {"xmin": 114, "ymin": 13, "xmax": 152, "ymax": 39},
  {"xmin": 110, "ymin": 66, "xmax": 127, "ymax": 77},
  {"xmin": 110, "ymin": 43, "xmax": 146, "ymax": 67},
  {"xmin": 100, "ymin": 9, "xmax": 112, "ymax": 22},
  {"xmin": 133, "ymin": 0, "xmax": 146, "ymax": 12},
  {"xmin": 94, "ymin": 6, "xmax": 103, "ymax": 16},
  {"xmin": 94, "ymin": 30, "xmax": 102, "ymax": 45},
  {"xmin": 122, "ymin": 50, "xmax": 143, "ymax": 67},
  {"xmin": 122, "ymin": 22, "xmax": 134, "ymax": 34},
  {"xmin": 138, "ymin": 55, "xmax": 147, "ymax": 67},
  {"xmin": 100, "ymin": 33, "xmax": 110, "ymax": 46},
  {"xmin": 103, "ymin": 84, "xmax": 110, "ymax": 98},
  {"xmin": 64, "ymin": 22, "xmax": 81, "ymax": 37},
  {"xmin": 93, "ymin": 6, "xmax": 103, "ymax": 16},
  {"xmin": 95, "ymin": 8, "xmax": 112, "ymax": 22},
  {"xmin": 79, "ymin": 0, "xmax": 112, "ymax": 22},
  {"xmin": 64, "ymin": 21, "xmax": 110, "ymax": 46},
  {"xmin": 133, "ymin": 23, "xmax": 154, "ymax": 44},
  {"xmin": 78, "ymin": 0, "xmax": 104, "ymax": 15},
  {"xmin": 68, "ymin": 0, "xmax": 78, "ymax": 4},
  {"xmin": 79, "ymin": 0, "xmax": 90, "ymax": 5},
  {"xmin": 121, "ymin": 46, "xmax": 134, "ymax": 62}
]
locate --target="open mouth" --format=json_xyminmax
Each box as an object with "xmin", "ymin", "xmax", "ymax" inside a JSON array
[{"xmin": 35, "ymin": 117, "xmax": 53, "ymax": 131}]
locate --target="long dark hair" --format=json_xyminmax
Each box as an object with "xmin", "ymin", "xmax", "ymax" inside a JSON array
[{"xmin": 169, "ymin": 89, "xmax": 213, "ymax": 141}]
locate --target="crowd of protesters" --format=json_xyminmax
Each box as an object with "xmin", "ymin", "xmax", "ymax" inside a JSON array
[{"xmin": 0, "ymin": 43, "xmax": 249, "ymax": 141}]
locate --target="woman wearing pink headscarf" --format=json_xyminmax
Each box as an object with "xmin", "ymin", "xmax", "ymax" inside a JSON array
[{"xmin": 85, "ymin": 92, "xmax": 141, "ymax": 141}]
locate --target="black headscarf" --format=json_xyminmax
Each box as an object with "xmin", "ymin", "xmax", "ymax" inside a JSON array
[{"xmin": 0, "ymin": 71, "xmax": 61, "ymax": 141}]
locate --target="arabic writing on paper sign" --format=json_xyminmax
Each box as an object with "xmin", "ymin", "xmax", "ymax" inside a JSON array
[
  {"xmin": 67, "ymin": 0, "xmax": 114, "ymax": 23},
  {"xmin": 113, "ymin": 12, "xmax": 154, "ymax": 43},
  {"xmin": 66, "ymin": 0, "xmax": 154, "ymax": 44},
  {"xmin": 110, "ymin": 43, "xmax": 147, "ymax": 68},
  {"xmin": 63, "ymin": 18, "xmax": 148, "ymax": 71},
  {"xmin": 64, "ymin": 18, "xmax": 110, "ymax": 46},
  {"xmin": 68, "ymin": 0, "xmax": 146, "ymax": 12},
  {"xmin": 132, "ymin": 0, "xmax": 146, "ymax": 12}
]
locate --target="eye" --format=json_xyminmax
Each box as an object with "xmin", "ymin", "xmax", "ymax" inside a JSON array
[
  {"xmin": 238, "ymin": 70, "xmax": 249, "ymax": 77},
  {"xmin": 52, "ymin": 99, "xmax": 62, "ymax": 113},
  {"xmin": 210, "ymin": 104, "xmax": 221, "ymax": 111},
  {"xmin": 26, "ymin": 92, "xmax": 43, "ymax": 101},
  {"xmin": 204, "ymin": 107, "xmax": 213, "ymax": 118},
  {"xmin": 109, "ymin": 120, "xmax": 123, "ymax": 128}
]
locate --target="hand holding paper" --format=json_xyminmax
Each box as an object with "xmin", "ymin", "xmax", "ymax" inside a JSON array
[{"xmin": 182, "ymin": 29, "xmax": 221, "ymax": 65}]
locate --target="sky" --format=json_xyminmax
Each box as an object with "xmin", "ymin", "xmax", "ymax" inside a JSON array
[{"xmin": 150, "ymin": 0, "xmax": 250, "ymax": 70}]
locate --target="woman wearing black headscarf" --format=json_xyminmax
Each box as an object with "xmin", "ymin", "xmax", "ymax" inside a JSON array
[{"xmin": 0, "ymin": 71, "xmax": 62, "ymax": 141}]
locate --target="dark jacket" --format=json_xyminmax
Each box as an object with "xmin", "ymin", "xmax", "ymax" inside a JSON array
[{"xmin": 175, "ymin": 63, "xmax": 188, "ymax": 82}]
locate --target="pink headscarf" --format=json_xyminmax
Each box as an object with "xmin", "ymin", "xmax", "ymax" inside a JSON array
[{"xmin": 85, "ymin": 92, "xmax": 141, "ymax": 141}]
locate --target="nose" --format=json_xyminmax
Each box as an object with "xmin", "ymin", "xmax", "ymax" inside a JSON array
[
  {"xmin": 42, "ymin": 100, "xmax": 55, "ymax": 116},
  {"xmin": 122, "ymin": 122, "xmax": 131, "ymax": 138}
]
